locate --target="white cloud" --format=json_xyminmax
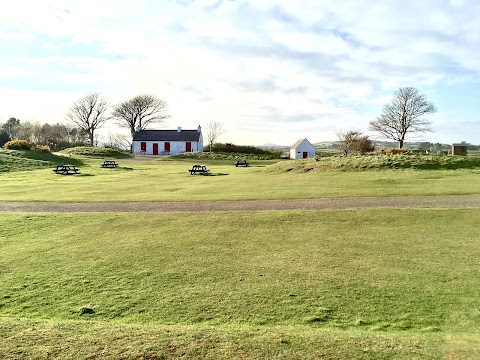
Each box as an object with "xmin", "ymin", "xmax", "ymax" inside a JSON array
[{"xmin": 1, "ymin": 0, "xmax": 480, "ymax": 145}]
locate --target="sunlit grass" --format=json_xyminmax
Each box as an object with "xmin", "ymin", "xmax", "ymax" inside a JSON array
[
  {"xmin": 1, "ymin": 209, "xmax": 479, "ymax": 358},
  {"xmin": 1, "ymin": 157, "xmax": 479, "ymax": 202},
  {"xmin": 0, "ymin": 318, "xmax": 447, "ymax": 359},
  {"xmin": 59, "ymin": 146, "xmax": 132, "ymax": 158},
  {"xmin": 266, "ymin": 154, "xmax": 480, "ymax": 172}
]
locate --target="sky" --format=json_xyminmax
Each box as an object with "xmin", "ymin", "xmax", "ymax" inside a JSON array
[{"xmin": 1, "ymin": 0, "xmax": 480, "ymax": 146}]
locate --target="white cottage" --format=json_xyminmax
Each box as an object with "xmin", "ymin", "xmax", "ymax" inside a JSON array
[
  {"xmin": 290, "ymin": 138, "xmax": 316, "ymax": 159},
  {"xmin": 132, "ymin": 126, "xmax": 203, "ymax": 155}
]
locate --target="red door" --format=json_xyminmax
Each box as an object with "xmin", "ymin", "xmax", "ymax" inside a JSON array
[
  {"xmin": 186, "ymin": 142, "xmax": 192, "ymax": 152},
  {"xmin": 303, "ymin": 152, "xmax": 308, "ymax": 159},
  {"xmin": 153, "ymin": 143, "xmax": 158, "ymax": 155},
  {"xmin": 164, "ymin": 142, "xmax": 170, "ymax": 153}
]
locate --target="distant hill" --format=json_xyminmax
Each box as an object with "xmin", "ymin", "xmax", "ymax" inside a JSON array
[
  {"xmin": 258, "ymin": 144, "xmax": 290, "ymax": 151},
  {"xmin": 260, "ymin": 143, "xmax": 285, "ymax": 148},
  {"xmin": 314, "ymin": 141, "xmax": 339, "ymax": 148},
  {"xmin": 314, "ymin": 140, "xmax": 458, "ymax": 150},
  {"xmin": 259, "ymin": 141, "xmax": 479, "ymax": 152}
]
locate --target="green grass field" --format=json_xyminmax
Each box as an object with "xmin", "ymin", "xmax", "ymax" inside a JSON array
[
  {"xmin": 1, "ymin": 151, "xmax": 480, "ymax": 202},
  {"xmin": 1, "ymin": 149, "xmax": 480, "ymax": 358},
  {"xmin": 1, "ymin": 209, "xmax": 480, "ymax": 358}
]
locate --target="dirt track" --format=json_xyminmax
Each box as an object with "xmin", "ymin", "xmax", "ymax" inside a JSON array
[{"xmin": 1, "ymin": 194, "xmax": 480, "ymax": 213}]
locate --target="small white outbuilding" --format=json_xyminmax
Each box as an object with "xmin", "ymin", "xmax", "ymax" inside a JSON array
[{"xmin": 290, "ymin": 138, "xmax": 316, "ymax": 159}]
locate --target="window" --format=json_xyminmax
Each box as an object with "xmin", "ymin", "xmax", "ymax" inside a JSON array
[{"xmin": 140, "ymin": 142, "xmax": 146, "ymax": 151}]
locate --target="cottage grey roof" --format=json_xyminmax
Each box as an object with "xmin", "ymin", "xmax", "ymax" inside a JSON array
[
  {"xmin": 290, "ymin": 138, "xmax": 314, "ymax": 149},
  {"xmin": 133, "ymin": 130, "xmax": 201, "ymax": 142}
]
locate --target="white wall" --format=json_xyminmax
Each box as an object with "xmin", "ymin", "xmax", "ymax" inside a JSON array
[
  {"xmin": 198, "ymin": 133, "xmax": 204, "ymax": 152},
  {"xmin": 132, "ymin": 140, "xmax": 201, "ymax": 155}
]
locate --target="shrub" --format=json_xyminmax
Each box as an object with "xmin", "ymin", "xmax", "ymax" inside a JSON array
[
  {"xmin": 3, "ymin": 140, "xmax": 33, "ymax": 150},
  {"xmin": 172, "ymin": 151, "xmax": 279, "ymax": 160},
  {"xmin": 35, "ymin": 145, "xmax": 51, "ymax": 152},
  {"xmin": 337, "ymin": 131, "xmax": 375, "ymax": 155},
  {"xmin": 354, "ymin": 136, "xmax": 375, "ymax": 154},
  {"xmin": 206, "ymin": 143, "xmax": 282, "ymax": 158}
]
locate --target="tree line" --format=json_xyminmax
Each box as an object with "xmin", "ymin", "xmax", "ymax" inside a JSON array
[
  {"xmin": 0, "ymin": 118, "xmax": 88, "ymax": 151},
  {"xmin": 1, "ymin": 92, "xmax": 170, "ymax": 150}
]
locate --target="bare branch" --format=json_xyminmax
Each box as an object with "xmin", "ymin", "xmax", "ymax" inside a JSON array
[
  {"xmin": 112, "ymin": 94, "xmax": 170, "ymax": 137},
  {"xmin": 103, "ymin": 132, "xmax": 132, "ymax": 151},
  {"xmin": 205, "ymin": 120, "xmax": 227, "ymax": 152},
  {"xmin": 369, "ymin": 87, "xmax": 436, "ymax": 148},
  {"xmin": 337, "ymin": 130, "xmax": 361, "ymax": 156},
  {"xmin": 65, "ymin": 93, "xmax": 111, "ymax": 146},
  {"xmin": 337, "ymin": 130, "xmax": 375, "ymax": 155}
]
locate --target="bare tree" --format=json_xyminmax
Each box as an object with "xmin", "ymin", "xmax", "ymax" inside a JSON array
[
  {"xmin": 16, "ymin": 121, "xmax": 40, "ymax": 143},
  {"xmin": 10, "ymin": 121, "xmax": 88, "ymax": 150},
  {"xmin": 112, "ymin": 94, "xmax": 170, "ymax": 137},
  {"xmin": 66, "ymin": 93, "xmax": 110, "ymax": 146},
  {"xmin": 65, "ymin": 125, "xmax": 89, "ymax": 145},
  {"xmin": 205, "ymin": 120, "xmax": 226, "ymax": 152},
  {"xmin": 369, "ymin": 87, "xmax": 436, "ymax": 149},
  {"xmin": 103, "ymin": 132, "xmax": 132, "ymax": 151},
  {"xmin": 337, "ymin": 130, "xmax": 362, "ymax": 156}
]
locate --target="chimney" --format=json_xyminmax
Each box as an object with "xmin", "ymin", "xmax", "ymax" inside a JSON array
[
  {"xmin": 135, "ymin": 124, "xmax": 141, "ymax": 132},
  {"xmin": 177, "ymin": 127, "xmax": 182, "ymax": 132},
  {"xmin": 197, "ymin": 125, "xmax": 201, "ymax": 132}
]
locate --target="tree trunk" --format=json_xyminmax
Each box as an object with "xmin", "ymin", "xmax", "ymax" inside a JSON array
[
  {"xmin": 89, "ymin": 132, "xmax": 94, "ymax": 146},
  {"xmin": 398, "ymin": 139, "xmax": 404, "ymax": 149}
]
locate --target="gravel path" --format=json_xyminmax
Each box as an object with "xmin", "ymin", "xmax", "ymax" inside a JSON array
[{"xmin": 1, "ymin": 194, "xmax": 480, "ymax": 213}]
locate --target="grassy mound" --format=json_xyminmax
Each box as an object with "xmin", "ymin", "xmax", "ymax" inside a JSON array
[
  {"xmin": 266, "ymin": 154, "xmax": 480, "ymax": 172},
  {"xmin": 171, "ymin": 151, "xmax": 279, "ymax": 160},
  {"xmin": 60, "ymin": 146, "xmax": 132, "ymax": 158},
  {"xmin": 0, "ymin": 149, "xmax": 83, "ymax": 172}
]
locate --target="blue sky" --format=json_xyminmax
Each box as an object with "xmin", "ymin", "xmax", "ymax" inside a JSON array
[{"xmin": 1, "ymin": 0, "xmax": 479, "ymax": 145}]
